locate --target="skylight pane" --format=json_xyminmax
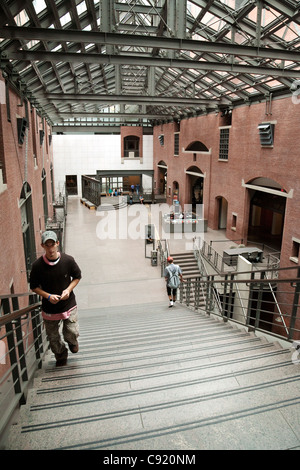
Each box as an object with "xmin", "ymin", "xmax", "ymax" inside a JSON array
[
  {"xmin": 14, "ymin": 10, "xmax": 29, "ymax": 26},
  {"xmin": 27, "ymin": 40, "xmax": 40, "ymax": 49},
  {"xmin": 33, "ymin": 0, "xmax": 47, "ymax": 15},
  {"xmin": 77, "ymin": 1, "xmax": 87, "ymax": 16},
  {"xmin": 60, "ymin": 12, "xmax": 71, "ymax": 26}
]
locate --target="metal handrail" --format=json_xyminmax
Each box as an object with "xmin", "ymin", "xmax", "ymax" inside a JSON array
[
  {"xmin": 264, "ymin": 270, "xmax": 289, "ymax": 336},
  {"xmin": 195, "ymin": 237, "xmax": 280, "ymax": 274},
  {"xmin": 193, "ymin": 240, "xmax": 223, "ymax": 314},
  {"xmin": 0, "ymin": 293, "xmax": 48, "ymax": 439},
  {"xmin": 178, "ymin": 265, "xmax": 300, "ymax": 344}
]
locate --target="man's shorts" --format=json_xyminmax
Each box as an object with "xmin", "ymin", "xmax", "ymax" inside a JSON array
[{"xmin": 167, "ymin": 285, "xmax": 177, "ymax": 296}]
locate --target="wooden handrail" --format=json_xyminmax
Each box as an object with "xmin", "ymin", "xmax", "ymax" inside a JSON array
[{"xmin": 0, "ymin": 302, "xmax": 41, "ymax": 327}]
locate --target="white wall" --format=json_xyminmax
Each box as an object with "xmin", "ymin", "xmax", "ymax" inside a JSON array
[{"xmin": 52, "ymin": 134, "xmax": 153, "ymax": 197}]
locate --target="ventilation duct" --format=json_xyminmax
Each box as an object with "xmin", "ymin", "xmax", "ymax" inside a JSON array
[
  {"xmin": 158, "ymin": 135, "xmax": 164, "ymax": 146},
  {"xmin": 258, "ymin": 123, "xmax": 274, "ymax": 146}
]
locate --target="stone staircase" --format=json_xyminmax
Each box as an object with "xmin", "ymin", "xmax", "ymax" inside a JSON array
[
  {"xmin": 97, "ymin": 196, "xmax": 127, "ymax": 212},
  {"xmin": 3, "ymin": 301, "xmax": 300, "ymax": 450},
  {"xmin": 171, "ymin": 251, "xmax": 201, "ymax": 279}
]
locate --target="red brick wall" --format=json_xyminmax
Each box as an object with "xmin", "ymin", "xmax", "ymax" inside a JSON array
[
  {"xmin": 0, "ymin": 75, "xmax": 54, "ymax": 297},
  {"xmin": 153, "ymin": 95, "xmax": 300, "ymax": 269}
]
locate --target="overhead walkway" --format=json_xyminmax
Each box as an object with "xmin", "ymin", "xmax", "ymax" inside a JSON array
[{"xmin": 2, "ymin": 198, "xmax": 300, "ymax": 450}]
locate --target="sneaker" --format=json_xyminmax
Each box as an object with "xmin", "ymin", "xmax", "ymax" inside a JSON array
[
  {"xmin": 169, "ymin": 300, "xmax": 173, "ymax": 308},
  {"xmin": 68, "ymin": 341, "xmax": 79, "ymax": 353}
]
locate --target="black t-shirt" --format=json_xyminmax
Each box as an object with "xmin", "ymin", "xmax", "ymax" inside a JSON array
[{"xmin": 30, "ymin": 253, "xmax": 82, "ymax": 314}]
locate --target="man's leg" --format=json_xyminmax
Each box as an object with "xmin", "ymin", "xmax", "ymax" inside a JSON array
[
  {"xmin": 63, "ymin": 307, "xmax": 79, "ymax": 353},
  {"xmin": 167, "ymin": 286, "xmax": 173, "ymax": 307},
  {"xmin": 44, "ymin": 319, "xmax": 68, "ymax": 366}
]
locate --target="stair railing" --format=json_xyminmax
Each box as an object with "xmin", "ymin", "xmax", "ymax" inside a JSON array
[
  {"xmin": 178, "ymin": 265, "xmax": 300, "ymax": 345},
  {"xmin": 0, "ymin": 293, "xmax": 48, "ymax": 439},
  {"xmin": 193, "ymin": 238, "xmax": 222, "ymax": 315},
  {"xmin": 264, "ymin": 270, "xmax": 289, "ymax": 336}
]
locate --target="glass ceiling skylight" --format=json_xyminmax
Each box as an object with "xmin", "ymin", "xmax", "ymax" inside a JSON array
[{"xmin": 0, "ymin": 0, "xmax": 298, "ymax": 128}]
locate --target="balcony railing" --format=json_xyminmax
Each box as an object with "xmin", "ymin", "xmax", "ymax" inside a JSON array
[
  {"xmin": 179, "ymin": 266, "xmax": 300, "ymax": 344},
  {"xmin": 157, "ymin": 236, "xmax": 300, "ymax": 344},
  {"xmin": 0, "ymin": 293, "xmax": 48, "ymax": 438},
  {"xmin": 194, "ymin": 237, "xmax": 280, "ymax": 274}
]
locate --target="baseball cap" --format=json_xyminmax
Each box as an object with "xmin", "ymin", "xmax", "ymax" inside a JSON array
[
  {"xmin": 167, "ymin": 256, "xmax": 173, "ymax": 262},
  {"xmin": 41, "ymin": 230, "xmax": 58, "ymax": 244}
]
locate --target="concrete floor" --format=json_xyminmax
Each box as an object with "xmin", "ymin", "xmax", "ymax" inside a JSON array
[{"xmin": 65, "ymin": 197, "xmax": 239, "ymax": 311}]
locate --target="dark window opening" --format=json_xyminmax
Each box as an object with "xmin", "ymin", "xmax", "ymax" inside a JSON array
[
  {"xmin": 66, "ymin": 175, "xmax": 78, "ymax": 195},
  {"xmin": 291, "ymin": 239, "xmax": 300, "ymax": 263},
  {"xmin": 174, "ymin": 133, "xmax": 179, "ymax": 155},
  {"xmin": 185, "ymin": 141, "xmax": 209, "ymax": 152},
  {"xmin": 219, "ymin": 128, "xmax": 229, "ymax": 160},
  {"xmin": 5, "ymin": 80, "xmax": 11, "ymax": 122},
  {"xmin": 124, "ymin": 136, "xmax": 140, "ymax": 158}
]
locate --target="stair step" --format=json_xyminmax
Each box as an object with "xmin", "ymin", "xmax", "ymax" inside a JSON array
[
  {"xmin": 97, "ymin": 202, "xmax": 127, "ymax": 211},
  {"xmin": 4, "ymin": 302, "xmax": 298, "ymax": 451},
  {"xmin": 171, "ymin": 251, "xmax": 201, "ymax": 280},
  {"xmin": 179, "ymin": 268, "xmax": 199, "ymax": 272},
  {"xmin": 176, "ymin": 266, "xmax": 198, "ymax": 270},
  {"xmin": 182, "ymin": 270, "xmax": 202, "ymax": 276},
  {"xmin": 173, "ymin": 257, "xmax": 196, "ymax": 263}
]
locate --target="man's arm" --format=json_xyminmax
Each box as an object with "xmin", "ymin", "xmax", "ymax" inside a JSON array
[
  {"xmin": 60, "ymin": 278, "xmax": 80, "ymax": 300},
  {"xmin": 31, "ymin": 287, "xmax": 61, "ymax": 304}
]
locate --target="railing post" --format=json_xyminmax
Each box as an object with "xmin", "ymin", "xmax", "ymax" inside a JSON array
[
  {"xmin": 205, "ymin": 275, "xmax": 213, "ymax": 314},
  {"xmin": 3, "ymin": 296, "xmax": 27, "ymax": 404},
  {"xmin": 179, "ymin": 282, "xmax": 183, "ymax": 303},
  {"xmin": 195, "ymin": 278, "xmax": 200, "ymax": 310},
  {"xmin": 11, "ymin": 293, "xmax": 28, "ymax": 382},
  {"xmin": 289, "ymin": 267, "xmax": 300, "ymax": 341},
  {"xmin": 14, "ymin": 317, "xmax": 28, "ymax": 382},
  {"xmin": 29, "ymin": 295, "xmax": 45, "ymax": 367},
  {"xmin": 222, "ymin": 275, "xmax": 229, "ymax": 321},
  {"xmin": 254, "ymin": 282, "xmax": 264, "ymax": 331},
  {"xmin": 186, "ymin": 278, "xmax": 191, "ymax": 306},
  {"xmin": 246, "ymin": 272, "xmax": 255, "ymax": 329},
  {"xmin": 228, "ymin": 274, "xmax": 235, "ymax": 319},
  {"xmin": 5, "ymin": 321, "xmax": 26, "ymax": 405},
  {"xmin": 253, "ymin": 271, "xmax": 266, "ymax": 331}
]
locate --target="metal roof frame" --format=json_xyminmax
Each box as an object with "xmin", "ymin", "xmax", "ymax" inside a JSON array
[{"xmin": 0, "ymin": 0, "xmax": 299, "ymax": 132}]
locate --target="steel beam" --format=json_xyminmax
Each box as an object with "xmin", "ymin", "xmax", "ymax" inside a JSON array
[
  {"xmin": 6, "ymin": 50, "xmax": 300, "ymax": 78},
  {"xmin": 1, "ymin": 26, "xmax": 300, "ymax": 62},
  {"xmin": 39, "ymin": 93, "xmax": 221, "ymax": 106}
]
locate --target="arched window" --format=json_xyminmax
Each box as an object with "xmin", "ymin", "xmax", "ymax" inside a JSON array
[{"xmin": 185, "ymin": 141, "xmax": 209, "ymax": 152}]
